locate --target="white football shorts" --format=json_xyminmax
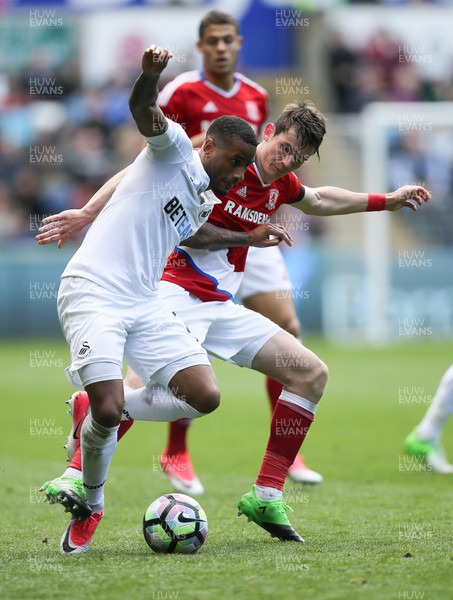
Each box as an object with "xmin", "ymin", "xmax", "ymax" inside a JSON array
[
  {"xmin": 158, "ymin": 281, "xmax": 281, "ymax": 367},
  {"xmin": 58, "ymin": 277, "xmax": 210, "ymax": 388},
  {"xmin": 236, "ymin": 246, "xmax": 292, "ymax": 301}
]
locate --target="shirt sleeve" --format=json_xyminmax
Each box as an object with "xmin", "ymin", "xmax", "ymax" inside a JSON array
[
  {"xmin": 284, "ymin": 172, "xmax": 305, "ymax": 204},
  {"xmin": 145, "ymin": 118, "xmax": 192, "ymax": 162}
]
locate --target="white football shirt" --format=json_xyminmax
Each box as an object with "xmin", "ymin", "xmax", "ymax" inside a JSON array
[{"xmin": 62, "ymin": 119, "xmax": 219, "ymax": 297}]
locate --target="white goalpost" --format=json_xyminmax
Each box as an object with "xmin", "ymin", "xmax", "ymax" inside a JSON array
[{"xmin": 322, "ymin": 102, "xmax": 453, "ymax": 345}]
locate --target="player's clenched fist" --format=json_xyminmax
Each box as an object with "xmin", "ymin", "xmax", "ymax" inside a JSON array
[{"xmin": 142, "ymin": 45, "xmax": 174, "ymax": 75}]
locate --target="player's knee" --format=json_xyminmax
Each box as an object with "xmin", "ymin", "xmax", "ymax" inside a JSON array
[
  {"xmin": 316, "ymin": 359, "xmax": 329, "ymax": 391},
  {"xmin": 305, "ymin": 357, "xmax": 329, "ymax": 398},
  {"xmin": 187, "ymin": 382, "xmax": 221, "ymax": 414},
  {"xmin": 85, "ymin": 379, "xmax": 124, "ymax": 427},
  {"xmin": 286, "ymin": 355, "xmax": 328, "ymax": 401},
  {"xmin": 89, "ymin": 398, "xmax": 123, "ymax": 428}
]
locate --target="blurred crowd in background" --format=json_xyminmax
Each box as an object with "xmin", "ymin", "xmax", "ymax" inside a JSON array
[
  {"xmin": 1, "ymin": 4, "xmax": 453, "ymax": 245},
  {"xmin": 0, "ymin": 56, "xmax": 147, "ymax": 242},
  {"xmin": 327, "ymin": 28, "xmax": 453, "ymax": 113}
]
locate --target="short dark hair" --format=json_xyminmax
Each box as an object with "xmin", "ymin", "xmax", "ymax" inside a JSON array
[
  {"xmin": 274, "ymin": 101, "xmax": 327, "ymax": 158},
  {"xmin": 199, "ymin": 10, "xmax": 239, "ymax": 40},
  {"xmin": 206, "ymin": 115, "xmax": 258, "ymax": 149}
]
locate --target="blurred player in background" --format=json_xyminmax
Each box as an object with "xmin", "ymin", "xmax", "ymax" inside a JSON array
[
  {"xmin": 157, "ymin": 9, "xmax": 322, "ymax": 493},
  {"xmin": 404, "ymin": 365, "xmax": 453, "ymax": 473}
]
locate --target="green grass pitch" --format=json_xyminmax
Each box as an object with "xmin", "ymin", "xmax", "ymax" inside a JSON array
[{"xmin": 1, "ymin": 338, "xmax": 452, "ymax": 599}]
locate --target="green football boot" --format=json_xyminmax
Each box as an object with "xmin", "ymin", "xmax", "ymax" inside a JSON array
[
  {"xmin": 39, "ymin": 476, "xmax": 92, "ymax": 520},
  {"xmin": 404, "ymin": 430, "xmax": 453, "ymax": 474},
  {"xmin": 237, "ymin": 486, "xmax": 304, "ymax": 542}
]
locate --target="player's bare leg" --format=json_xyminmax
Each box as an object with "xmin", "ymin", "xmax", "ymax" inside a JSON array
[
  {"xmin": 80, "ymin": 379, "xmax": 124, "ymax": 507},
  {"xmin": 243, "ymin": 291, "xmax": 300, "ymax": 338},
  {"xmin": 237, "ymin": 331, "xmax": 328, "ymax": 541},
  {"xmin": 160, "ymin": 366, "xmax": 218, "ymax": 495},
  {"xmin": 160, "ymin": 352, "xmax": 210, "ymax": 494},
  {"xmin": 243, "ymin": 291, "xmax": 323, "ymax": 484},
  {"xmin": 163, "ymin": 289, "xmax": 321, "ymax": 492},
  {"xmin": 110, "ymin": 366, "xmax": 218, "ymax": 495}
]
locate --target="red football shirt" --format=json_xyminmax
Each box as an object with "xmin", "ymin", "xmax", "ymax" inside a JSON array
[
  {"xmin": 158, "ymin": 70, "xmax": 269, "ymax": 137},
  {"xmin": 161, "ymin": 163, "xmax": 304, "ymax": 302}
]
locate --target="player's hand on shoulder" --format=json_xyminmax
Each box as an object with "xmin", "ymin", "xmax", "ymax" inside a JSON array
[
  {"xmin": 386, "ymin": 185, "xmax": 431, "ymax": 212},
  {"xmin": 142, "ymin": 45, "xmax": 174, "ymax": 76},
  {"xmin": 248, "ymin": 223, "xmax": 293, "ymax": 248}
]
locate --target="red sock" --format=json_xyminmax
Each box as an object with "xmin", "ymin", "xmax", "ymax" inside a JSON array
[
  {"xmin": 117, "ymin": 419, "xmax": 134, "ymax": 441},
  {"xmin": 68, "ymin": 419, "xmax": 135, "ymax": 471},
  {"xmin": 68, "ymin": 449, "xmax": 83, "ymax": 472},
  {"xmin": 266, "ymin": 376, "xmax": 283, "ymax": 412},
  {"xmin": 256, "ymin": 400, "xmax": 314, "ymax": 490},
  {"xmin": 267, "ymin": 377, "xmax": 306, "ymax": 467},
  {"xmin": 165, "ymin": 419, "xmax": 192, "ymax": 455}
]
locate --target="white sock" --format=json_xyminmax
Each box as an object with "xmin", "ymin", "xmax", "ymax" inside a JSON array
[
  {"xmin": 81, "ymin": 413, "xmax": 119, "ymax": 508},
  {"xmin": 63, "ymin": 467, "xmax": 81, "ymax": 478},
  {"xmin": 62, "ymin": 468, "xmax": 102, "ymax": 514},
  {"xmin": 417, "ymin": 365, "xmax": 453, "ymax": 442},
  {"xmin": 123, "ymin": 383, "xmax": 205, "ymax": 422},
  {"xmin": 90, "ymin": 503, "xmax": 104, "ymax": 516},
  {"xmin": 254, "ymin": 484, "xmax": 283, "ymax": 501},
  {"xmin": 280, "ymin": 389, "xmax": 318, "ymax": 414}
]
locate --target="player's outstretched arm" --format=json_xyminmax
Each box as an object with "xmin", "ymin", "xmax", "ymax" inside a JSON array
[
  {"xmin": 35, "ymin": 167, "xmax": 129, "ymax": 248},
  {"xmin": 129, "ymin": 45, "xmax": 173, "ymax": 138},
  {"xmin": 296, "ymin": 184, "xmax": 431, "ymax": 216},
  {"xmin": 184, "ymin": 222, "xmax": 292, "ymax": 250}
]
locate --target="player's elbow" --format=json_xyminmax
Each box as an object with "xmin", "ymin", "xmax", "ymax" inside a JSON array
[
  {"xmin": 129, "ymin": 106, "xmax": 149, "ymax": 135},
  {"xmin": 183, "ymin": 231, "xmax": 206, "ymax": 249},
  {"xmin": 130, "ymin": 110, "xmax": 168, "ymax": 138},
  {"xmin": 302, "ymin": 196, "xmax": 324, "ymax": 216},
  {"xmin": 298, "ymin": 187, "xmax": 326, "ymax": 215}
]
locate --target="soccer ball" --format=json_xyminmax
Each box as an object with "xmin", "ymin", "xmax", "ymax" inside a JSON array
[{"xmin": 143, "ymin": 493, "xmax": 208, "ymax": 554}]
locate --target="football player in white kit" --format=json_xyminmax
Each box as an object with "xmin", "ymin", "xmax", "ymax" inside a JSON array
[{"xmin": 37, "ymin": 45, "xmax": 275, "ymax": 554}]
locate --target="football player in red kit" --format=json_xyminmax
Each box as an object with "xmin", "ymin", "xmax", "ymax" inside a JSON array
[{"xmin": 157, "ymin": 10, "xmax": 322, "ymax": 492}]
